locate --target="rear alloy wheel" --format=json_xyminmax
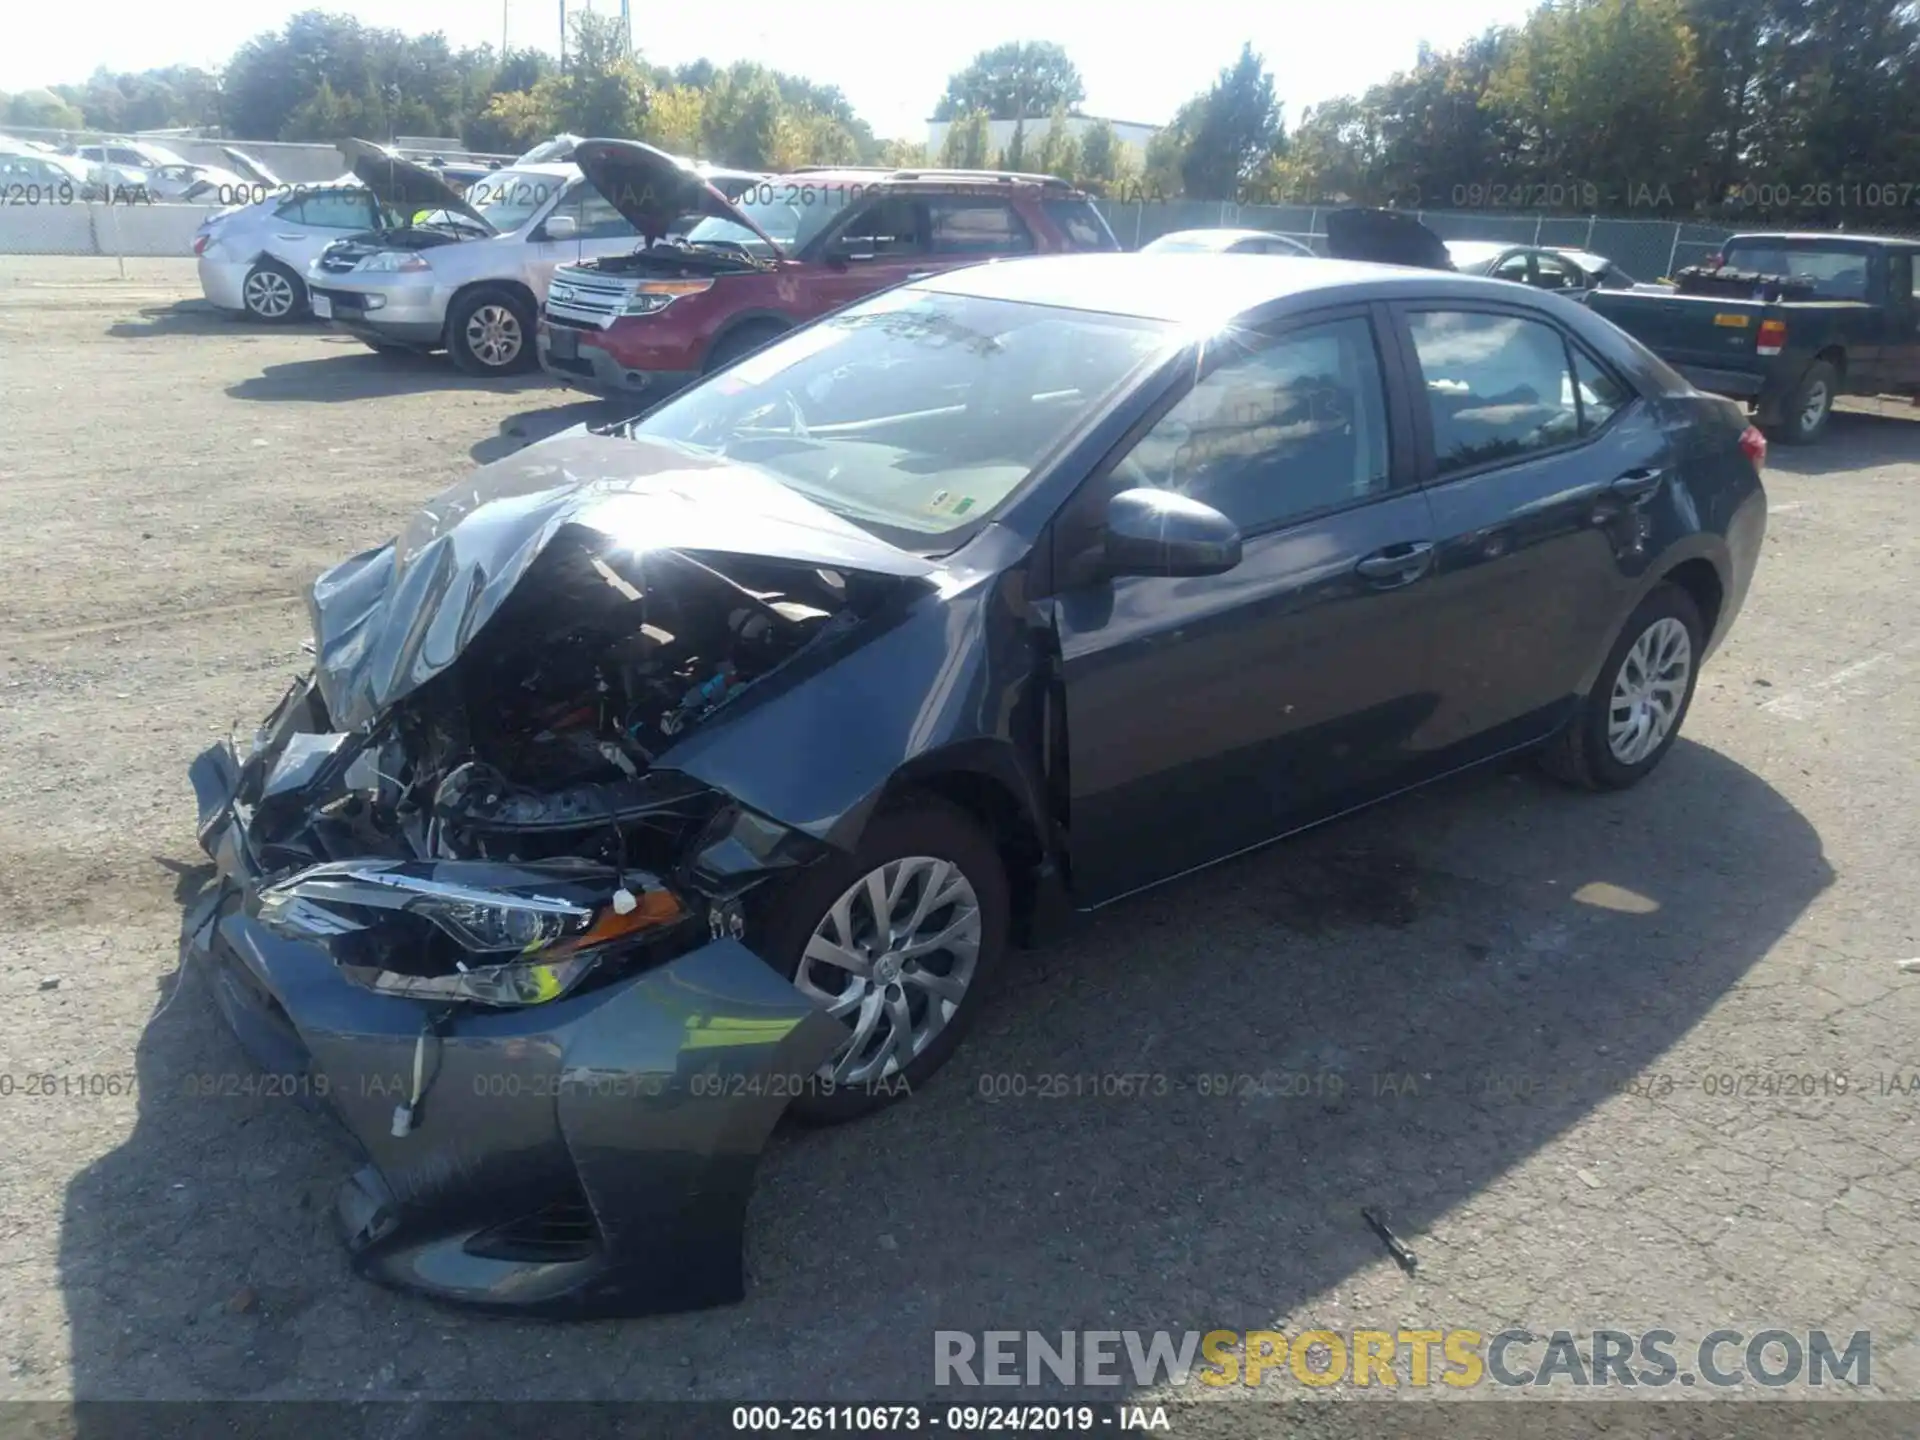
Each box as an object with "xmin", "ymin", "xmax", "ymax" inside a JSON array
[
  {"xmin": 241, "ymin": 260, "xmax": 305, "ymax": 323},
  {"xmin": 764, "ymin": 798, "xmax": 1008, "ymax": 1124},
  {"xmin": 447, "ymin": 287, "xmax": 537, "ymax": 375},
  {"xmin": 1540, "ymin": 583, "xmax": 1704, "ymax": 791},
  {"xmin": 1778, "ymin": 360, "xmax": 1836, "ymax": 445}
]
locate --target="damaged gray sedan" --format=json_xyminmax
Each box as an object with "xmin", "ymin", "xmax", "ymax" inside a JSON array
[{"xmin": 188, "ymin": 249, "xmax": 1764, "ymax": 1317}]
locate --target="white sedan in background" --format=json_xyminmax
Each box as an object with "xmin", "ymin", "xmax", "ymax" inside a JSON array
[
  {"xmin": 1141, "ymin": 227, "xmax": 1319, "ymax": 257},
  {"xmin": 193, "ymin": 183, "xmax": 402, "ymax": 321}
]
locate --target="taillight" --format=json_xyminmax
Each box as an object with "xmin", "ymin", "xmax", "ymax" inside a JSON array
[
  {"xmin": 1739, "ymin": 424, "xmax": 1767, "ymax": 471},
  {"xmin": 192, "ymin": 233, "xmax": 210, "ymax": 255},
  {"xmin": 1756, "ymin": 318, "xmax": 1787, "ymax": 355}
]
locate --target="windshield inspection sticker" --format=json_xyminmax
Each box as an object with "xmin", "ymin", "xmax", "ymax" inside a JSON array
[{"xmin": 927, "ymin": 491, "xmax": 976, "ymax": 517}]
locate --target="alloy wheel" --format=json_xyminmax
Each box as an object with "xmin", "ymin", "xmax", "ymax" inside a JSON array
[
  {"xmin": 244, "ymin": 269, "xmax": 295, "ymax": 318},
  {"xmin": 1798, "ymin": 380, "xmax": 1830, "ymax": 435},
  {"xmin": 464, "ymin": 304, "xmax": 523, "ymax": 368},
  {"xmin": 793, "ymin": 856, "xmax": 982, "ymax": 1086},
  {"xmin": 1607, "ymin": 616, "xmax": 1691, "ymax": 765}
]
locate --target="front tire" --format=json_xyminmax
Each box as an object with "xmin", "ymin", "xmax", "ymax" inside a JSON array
[
  {"xmin": 703, "ymin": 321, "xmax": 789, "ymax": 375},
  {"xmin": 1540, "ymin": 583, "xmax": 1704, "ymax": 791},
  {"xmin": 446, "ymin": 286, "xmax": 537, "ymax": 375},
  {"xmin": 241, "ymin": 260, "xmax": 305, "ymax": 323},
  {"xmin": 1776, "ymin": 359, "xmax": 1837, "ymax": 445},
  {"xmin": 761, "ymin": 797, "xmax": 1008, "ymax": 1125}
]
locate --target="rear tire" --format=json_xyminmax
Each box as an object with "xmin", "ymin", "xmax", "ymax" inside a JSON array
[
  {"xmin": 446, "ymin": 286, "xmax": 537, "ymax": 375},
  {"xmin": 760, "ymin": 796, "xmax": 1009, "ymax": 1125},
  {"xmin": 703, "ymin": 321, "xmax": 789, "ymax": 375},
  {"xmin": 241, "ymin": 259, "xmax": 306, "ymax": 323},
  {"xmin": 1774, "ymin": 359, "xmax": 1836, "ymax": 445},
  {"xmin": 1540, "ymin": 583, "xmax": 1704, "ymax": 791}
]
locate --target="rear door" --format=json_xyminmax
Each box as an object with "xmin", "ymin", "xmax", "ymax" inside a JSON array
[
  {"xmin": 1051, "ymin": 305, "xmax": 1441, "ymax": 903},
  {"xmin": 1884, "ymin": 250, "xmax": 1920, "ymax": 392},
  {"xmin": 267, "ymin": 189, "xmax": 381, "ymax": 272},
  {"xmin": 1393, "ymin": 302, "xmax": 1673, "ymax": 762}
]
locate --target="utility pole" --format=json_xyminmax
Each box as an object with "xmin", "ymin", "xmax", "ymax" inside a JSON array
[
  {"xmin": 559, "ymin": 0, "xmax": 567, "ymax": 69},
  {"xmin": 501, "ymin": 0, "xmax": 508, "ymax": 57}
]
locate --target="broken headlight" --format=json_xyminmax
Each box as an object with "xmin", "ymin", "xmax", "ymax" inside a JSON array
[{"xmin": 255, "ymin": 861, "xmax": 686, "ymax": 1006}]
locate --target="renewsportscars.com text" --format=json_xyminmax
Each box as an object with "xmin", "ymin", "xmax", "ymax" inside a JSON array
[{"xmin": 934, "ymin": 1328, "xmax": 1870, "ymax": 1389}]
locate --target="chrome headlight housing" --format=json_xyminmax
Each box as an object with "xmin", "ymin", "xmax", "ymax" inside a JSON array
[{"xmin": 357, "ymin": 249, "xmax": 431, "ymax": 273}]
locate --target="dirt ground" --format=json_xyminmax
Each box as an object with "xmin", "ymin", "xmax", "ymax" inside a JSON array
[{"xmin": 0, "ymin": 258, "xmax": 1916, "ymax": 1423}]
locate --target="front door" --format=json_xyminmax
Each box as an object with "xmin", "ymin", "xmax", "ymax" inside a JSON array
[
  {"xmin": 808, "ymin": 197, "xmax": 941, "ymax": 318},
  {"xmin": 1051, "ymin": 308, "xmax": 1441, "ymax": 904}
]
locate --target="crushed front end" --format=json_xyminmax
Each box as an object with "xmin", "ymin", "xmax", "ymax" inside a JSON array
[{"xmin": 181, "ymin": 491, "xmax": 907, "ymax": 1316}]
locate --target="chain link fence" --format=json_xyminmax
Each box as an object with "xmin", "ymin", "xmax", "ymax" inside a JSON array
[{"xmin": 1094, "ymin": 200, "xmax": 1739, "ymax": 280}]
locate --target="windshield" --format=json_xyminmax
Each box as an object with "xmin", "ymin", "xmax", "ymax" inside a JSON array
[
  {"xmin": 684, "ymin": 181, "xmax": 860, "ymax": 255},
  {"xmin": 465, "ymin": 169, "xmax": 568, "ymax": 231},
  {"xmin": 634, "ymin": 288, "xmax": 1176, "ymax": 550},
  {"xmin": 1722, "ymin": 242, "xmax": 1870, "ymax": 299}
]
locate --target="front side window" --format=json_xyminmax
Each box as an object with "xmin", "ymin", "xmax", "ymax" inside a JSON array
[
  {"xmin": 637, "ymin": 289, "xmax": 1175, "ymax": 550},
  {"xmin": 1533, "ymin": 253, "xmax": 1580, "ymax": 290},
  {"xmin": 686, "ymin": 183, "xmax": 860, "ymax": 256},
  {"xmin": 1113, "ymin": 316, "xmax": 1393, "ymax": 531},
  {"xmin": 927, "ymin": 199, "xmax": 1035, "ymax": 257},
  {"xmin": 1491, "ymin": 252, "xmax": 1533, "ymax": 283},
  {"xmin": 1408, "ymin": 310, "xmax": 1583, "ymax": 474},
  {"xmin": 467, "ymin": 170, "xmax": 567, "ymax": 231}
]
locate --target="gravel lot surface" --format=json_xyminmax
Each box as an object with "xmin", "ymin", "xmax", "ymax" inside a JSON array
[{"xmin": 0, "ymin": 258, "xmax": 1915, "ymax": 1431}]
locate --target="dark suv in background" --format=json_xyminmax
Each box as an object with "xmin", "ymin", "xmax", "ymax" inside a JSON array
[{"xmin": 536, "ymin": 141, "xmax": 1121, "ymax": 401}]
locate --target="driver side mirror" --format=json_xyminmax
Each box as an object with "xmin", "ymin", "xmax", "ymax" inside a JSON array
[
  {"xmin": 1100, "ymin": 488, "xmax": 1242, "ymax": 579},
  {"xmin": 543, "ymin": 213, "xmax": 578, "ymax": 240}
]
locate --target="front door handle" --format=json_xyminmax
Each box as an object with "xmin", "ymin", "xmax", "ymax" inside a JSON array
[
  {"xmin": 1609, "ymin": 468, "xmax": 1666, "ymax": 504},
  {"xmin": 1355, "ymin": 540, "xmax": 1435, "ymax": 586}
]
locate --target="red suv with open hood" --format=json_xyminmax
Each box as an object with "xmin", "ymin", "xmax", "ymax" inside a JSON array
[{"xmin": 537, "ymin": 140, "xmax": 1121, "ymax": 401}]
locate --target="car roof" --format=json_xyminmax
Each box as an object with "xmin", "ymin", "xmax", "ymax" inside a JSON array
[
  {"xmin": 486, "ymin": 161, "xmax": 577, "ymax": 179},
  {"xmin": 1551, "ymin": 248, "xmax": 1614, "ymax": 269},
  {"xmin": 772, "ymin": 165, "xmax": 1087, "ymax": 196},
  {"xmin": 914, "ymin": 252, "xmax": 1547, "ymax": 322},
  {"xmin": 1152, "ymin": 228, "xmax": 1299, "ymax": 248},
  {"xmin": 1443, "ymin": 239, "xmax": 1513, "ymax": 263},
  {"xmin": 1726, "ymin": 231, "xmax": 1920, "ymax": 249}
]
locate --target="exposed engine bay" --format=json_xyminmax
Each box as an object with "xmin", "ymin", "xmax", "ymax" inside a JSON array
[
  {"xmin": 230, "ymin": 536, "xmax": 882, "ymax": 1003},
  {"xmin": 568, "ymin": 239, "xmax": 772, "ymax": 278}
]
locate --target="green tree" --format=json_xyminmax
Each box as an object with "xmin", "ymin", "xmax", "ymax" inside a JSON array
[
  {"xmin": 998, "ymin": 118, "xmax": 1029, "ymax": 170},
  {"xmin": 1033, "ymin": 104, "xmax": 1081, "ymax": 181},
  {"xmin": 934, "ymin": 41, "xmax": 1085, "ymax": 120},
  {"xmin": 1483, "ymin": 0, "xmax": 1704, "ymax": 206},
  {"xmin": 1157, "ymin": 43, "xmax": 1283, "ymax": 200},
  {"xmin": 938, "ymin": 109, "xmax": 993, "ymax": 167},
  {"xmin": 3, "ymin": 89, "xmax": 85, "ymax": 129},
  {"xmin": 1078, "ymin": 118, "xmax": 1118, "ymax": 186},
  {"xmin": 542, "ymin": 11, "xmax": 650, "ymax": 140},
  {"xmin": 700, "ymin": 61, "xmax": 781, "ymax": 167}
]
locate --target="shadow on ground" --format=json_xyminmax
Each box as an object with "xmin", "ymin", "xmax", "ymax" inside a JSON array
[
  {"xmin": 63, "ymin": 739, "xmax": 1830, "ymax": 1409},
  {"xmin": 226, "ymin": 349, "xmax": 556, "ymax": 405},
  {"xmin": 1768, "ymin": 406, "xmax": 1920, "ymax": 476},
  {"xmin": 107, "ymin": 301, "xmax": 321, "ymax": 339},
  {"xmin": 469, "ymin": 397, "xmax": 649, "ymax": 465}
]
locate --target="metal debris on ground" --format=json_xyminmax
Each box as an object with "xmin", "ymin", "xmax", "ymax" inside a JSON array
[{"xmin": 1361, "ymin": 1208, "xmax": 1418, "ymax": 1274}]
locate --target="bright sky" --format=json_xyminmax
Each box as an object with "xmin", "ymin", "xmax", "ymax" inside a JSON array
[{"xmin": 3, "ymin": 0, "xmax": 1540, "ymax": 140}]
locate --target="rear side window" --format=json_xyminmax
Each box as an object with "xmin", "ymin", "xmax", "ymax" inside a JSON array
[
  {"xmin": 1722, "ymin": 243, "xmax": 1869, "ymax": 300},
  {"xmin": 927, "ymin": 199, "xmax": 1034, "ymax": 256},
  {"xmin": 277, "ymin": 190, "xmax": 371, "ymax": 228},
  {"xmin": 1491, "ymin": 252, "xmax": 1532, "ymax": 283},
  {"xmin": 838, "ymin": 197, "xmax": 926, "ymax": 256},
  {"xmin": 1571, "ymin": 348, "xmax": 1632, "ymax": 432},
  {"xmin": 1407, "ymin": 310, "xmax": 1582, "ymax": 475},
  {"xmin": 1041, "ymin": 197, "xmax": 1120, "ymax": 251}
]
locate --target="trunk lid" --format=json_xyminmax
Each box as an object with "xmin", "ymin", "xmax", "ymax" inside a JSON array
[
  {"xmin": 1325, "ymin": 207, "xmax": 1455, "ymax": 270},
  {"xmin": 1586, "ymin": 289, "xmax": 1769, "ymax": 370},
  {"xmin": 339, "ymin": 137, "xmax": 493, "ymax": 232},
  {"xmin": 309, "ymin": 430, "xmax": 937, "ymax": 730},
  {"xmin": 571, "ymin": 138, "xmax": 783, "ymax": 251}
]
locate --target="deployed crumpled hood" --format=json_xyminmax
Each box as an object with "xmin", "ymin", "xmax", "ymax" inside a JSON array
[
  {"xmin": 310, "ymin": 430, "xmax": 938, "ymax": 731},
  {"xmin": 340, "ymin": 138, "xmax": 492, "ymax": 231},
  {"xmin": 1325, "ymin": 207, "xmax": 1455, "ymax": 270},
  {"xmin": 572, "ymin": 138, "xmax": 782, "ymax": 249},
  {"xmin": 222, "ymin": 146, "xmax": 279, "ymax": 187}
]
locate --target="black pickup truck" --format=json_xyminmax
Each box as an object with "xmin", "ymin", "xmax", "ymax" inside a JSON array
[{"xmin": 1587, "ymin": 232, "xmax": 1920, "ymax": 443}]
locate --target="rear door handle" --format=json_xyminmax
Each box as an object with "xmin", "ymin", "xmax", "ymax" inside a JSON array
[
  {"xmin": 1355, "ymin": 540, "xmax": 1435, "ymax": 586},
  {"xmin": 1610, "ymin": 467, "xmax": 1666, "ymax": 503}
]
